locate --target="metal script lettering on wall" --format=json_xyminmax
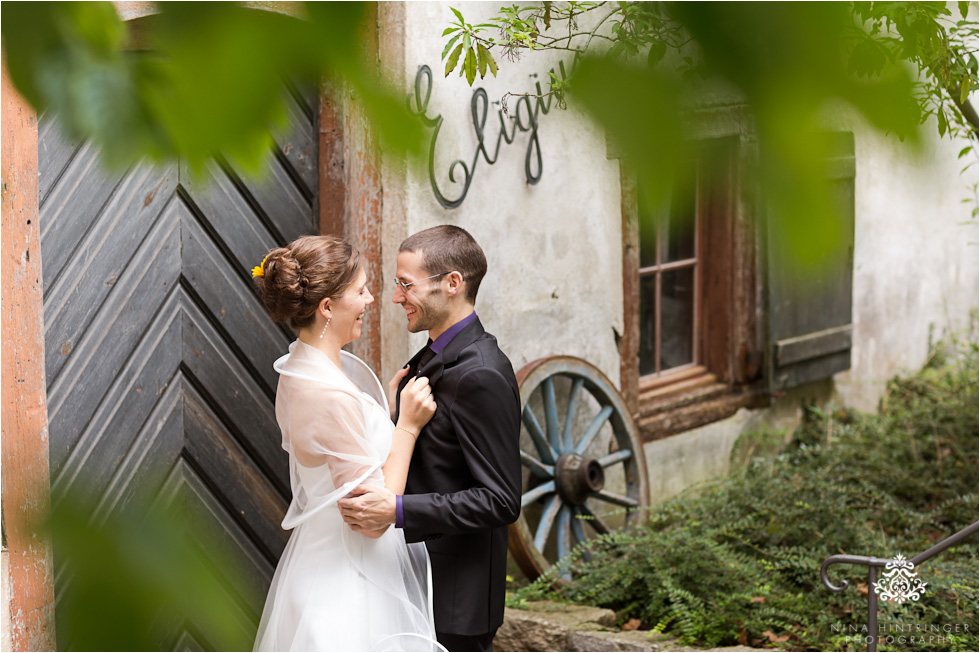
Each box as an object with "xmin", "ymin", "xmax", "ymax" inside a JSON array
[{"xmin": 409, "ymin": 62, "xmax": 567, "ymax": 209}]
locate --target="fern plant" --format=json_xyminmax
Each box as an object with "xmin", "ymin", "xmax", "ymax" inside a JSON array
[{"xmin": 512, "ymin": 337, "xmax": 979, "ymax": 651}]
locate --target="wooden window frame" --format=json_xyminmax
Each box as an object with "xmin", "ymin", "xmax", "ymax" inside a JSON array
[
  {"xmin": 619, "ymin": 135, "xmax": 768, "ymax": 443},
  {"xmin": 637, "ymin": 165, "xmax": 703, "ymax": 383}
]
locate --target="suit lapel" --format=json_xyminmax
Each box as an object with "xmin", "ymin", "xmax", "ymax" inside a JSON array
[
  {"xmin": 396, "ymin": 346, "xmax": 429, "ymax": 420},
  {"xmin": 406, "ymin": 344, "xmax": 428, "ymax": 374}
]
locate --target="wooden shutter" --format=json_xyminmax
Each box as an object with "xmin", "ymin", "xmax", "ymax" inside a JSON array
[
  {"xmin": 39, "ymin": 83, "xmax": 317, "ymax": 650},
  {"xmin": 766, "ymin": 132, "xmax": 855, "ymax": 391}
]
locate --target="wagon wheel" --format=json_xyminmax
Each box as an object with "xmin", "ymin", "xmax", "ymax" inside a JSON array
[{"xmin": 508, "ymin": 356, "xmax": 650, "ymax": 581}]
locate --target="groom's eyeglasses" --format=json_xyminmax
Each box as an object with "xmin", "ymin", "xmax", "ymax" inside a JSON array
[{"xmin": 393, "ymin": 271, "xmax": 451, "ymax": 293}]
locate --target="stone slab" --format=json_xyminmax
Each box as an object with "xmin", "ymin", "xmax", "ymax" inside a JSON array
[{"xmin": 496, "ymin": 600, "xmax": 759, "ymax": 652}]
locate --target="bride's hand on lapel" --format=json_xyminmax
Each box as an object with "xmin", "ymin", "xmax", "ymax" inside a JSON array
[
  {"xmin": 397, "ymin": 376, "xmax": 436, "ymax": 433},
  {"xmin": 339, "ymin": 376, "xmax": 434, "ymax": 538}
]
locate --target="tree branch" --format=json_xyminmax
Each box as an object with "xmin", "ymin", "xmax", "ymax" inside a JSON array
[
  {"xmin": 583, "ymin": 7, "xmax": 624, "ymax": 52},
  {"xmin": 538, "ymin": 31, "xmax": 616, "ymax": 47},
  {"xmin": 946, "ymin": 84, "xmax": 980, "ymax": 137}
]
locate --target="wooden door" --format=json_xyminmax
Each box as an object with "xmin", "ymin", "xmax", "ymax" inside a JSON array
[{"xmin": 39, "ymin": 84, "xmax": 318, "ymax": 649}]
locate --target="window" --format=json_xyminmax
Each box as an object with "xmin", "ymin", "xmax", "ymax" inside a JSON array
[
  {"xmin": 618, "ymin": 131, "xmax": 856, "ymax": 443},
  {"xmin": 637, "ymin": 164, "xmax": 701, "ymax": 382}
]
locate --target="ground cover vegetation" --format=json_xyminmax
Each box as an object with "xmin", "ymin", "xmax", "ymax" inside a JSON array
[{"xmin": 512, "ymin": 338, "xmax": 979, "ymax": 651}]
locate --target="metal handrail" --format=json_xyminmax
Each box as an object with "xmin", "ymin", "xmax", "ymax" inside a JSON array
[{"xmin": 821, "ymin": 521, "xmax": 979, "ymax": 652}]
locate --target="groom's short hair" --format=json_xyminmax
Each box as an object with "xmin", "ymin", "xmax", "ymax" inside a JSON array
[{"xmin": 399, "ymin": 226, "xmax": 487, "ymax": 303}]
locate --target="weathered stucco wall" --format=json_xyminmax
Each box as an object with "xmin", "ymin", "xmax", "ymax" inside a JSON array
[
  {"xmin": 838, "ymin": 113, "xmax": 979, "ymax": 411},
  {"xmin": 382, "ymin": 2, "xmax": 978, "ymax": 506},
  {"xmin": 380, "ymin": 1, "xmax": 624, "ymax": 386}
]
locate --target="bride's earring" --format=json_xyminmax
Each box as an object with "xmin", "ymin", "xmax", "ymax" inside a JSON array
[{"xmin": 319, "ymin": 317, "xmax": 331, "ymax": 339}]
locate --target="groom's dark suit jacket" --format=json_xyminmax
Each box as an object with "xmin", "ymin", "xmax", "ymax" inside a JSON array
[{"xmin": 395, "ymin": 316, "xmax": 522, "ymax": 637}]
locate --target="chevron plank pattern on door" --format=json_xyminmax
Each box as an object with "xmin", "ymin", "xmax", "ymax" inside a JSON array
[{"xmin": 39, "ymin": 85, "xmax": 318, "ymax": 650}]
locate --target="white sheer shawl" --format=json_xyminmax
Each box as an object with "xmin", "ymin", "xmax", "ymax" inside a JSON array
[{"xmin": 253, "ymin": 340, "xmax": 441, "ymax": 652}]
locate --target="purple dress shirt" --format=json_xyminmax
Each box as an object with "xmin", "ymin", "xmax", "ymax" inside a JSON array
[{"xmin": 395, "ymin": 312, "xmax": 477, "ymax": 528}]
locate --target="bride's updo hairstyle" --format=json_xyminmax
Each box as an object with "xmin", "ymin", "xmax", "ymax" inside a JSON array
[{"xmin": 254, "ymin": 235, "xmax": 361, "ymax": 330}]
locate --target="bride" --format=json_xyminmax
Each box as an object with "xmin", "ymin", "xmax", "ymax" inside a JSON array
[{"xmin": 251, "ymin": 235, "xmax": 442, "ymax": 651}]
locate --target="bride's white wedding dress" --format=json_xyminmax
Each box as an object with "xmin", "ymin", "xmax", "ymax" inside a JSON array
[{"xmin": 253, "ymin": 340, "xmax": 440, "ymax": 652}]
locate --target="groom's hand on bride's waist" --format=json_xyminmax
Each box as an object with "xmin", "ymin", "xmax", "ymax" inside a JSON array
[{"xmin": 338, "ymin": 484, "xmax": 397, "ymax": 534}]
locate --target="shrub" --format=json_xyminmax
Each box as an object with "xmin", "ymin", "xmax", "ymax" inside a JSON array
[{"xmin": 514, "ymin": 339, "xmax": 978, "ymax": 651}]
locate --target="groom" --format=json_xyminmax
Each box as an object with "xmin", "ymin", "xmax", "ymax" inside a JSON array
[{"xmin": 339, "ymin": 225, "xmax": 522, "ymax": 652}]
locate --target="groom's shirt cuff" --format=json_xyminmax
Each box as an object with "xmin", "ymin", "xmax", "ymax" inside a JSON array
[{"xmin": 395, "ymin": 494, "xmax": 404, "ymax": 528}]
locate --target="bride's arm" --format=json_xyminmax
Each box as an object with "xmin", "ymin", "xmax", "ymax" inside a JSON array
[
  {"xmin": 357, "ymin": 375, "xmax": 435, "ymax": 538},
  {"xmin": 383, "ymin": 375, "xmax": 435, "ymax": 492}
]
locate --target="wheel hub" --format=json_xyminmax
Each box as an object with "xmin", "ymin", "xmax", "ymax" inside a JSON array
[{"xmin": 555, "ymin": 453, "xmax": 605, "ymax": 505}]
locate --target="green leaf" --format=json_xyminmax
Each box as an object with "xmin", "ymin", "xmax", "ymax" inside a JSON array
[
  {"xmin": 442, "ymin": 27, "xmax": 456, "ymax": 37},
  {"xmin": 450, "ymin": 6, "xmax": 465, "ymax": 25},
  {"xmin": 959, "ymin": 1, "xmax": 969, "ymax": 19},
  {"xmin": 442, "ymin": 33, "xmax": 462, "ymax": 60},
  {"xmin": 462, "ymin": 31, "xmax": 472, "ymax": 52},
  {"xmin": 485, "ymin": 48, "xmax": 498, "ymax": 77},
  {"xmin": 957, "ymin": 146, "xmax": 973, "ymax": 158},
  {"xmin": 647, "ymin": 40, "xmax": 667, "ymax": 68},
  {"xmin": 464, "ymin": 46, "xmax": 477, "ymax": 86},
  {"xmin": 445, "ymin": 43, "xmax": 464, "ymax": 77},
  {"xmin": 960, "ymin": 77, "xmax": 971, "ymax": 105},
  {"xmin": 477, "ymin": 43, "xmax": 498, "ymax": 79},
  {"xmin": 476, "ymin": 43, "xmax": 488, "ymax": 78},
  {"xmin": 938, "ymin": 109, "xmax": 948, "ymax": 136}
]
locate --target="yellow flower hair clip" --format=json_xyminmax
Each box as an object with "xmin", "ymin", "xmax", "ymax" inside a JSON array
[{"xmin": 251, "ymin": 255, "xmax": 268, "ymax": 279}]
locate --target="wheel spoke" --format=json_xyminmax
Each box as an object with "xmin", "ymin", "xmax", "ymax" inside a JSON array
[
  {"xmin": 579, "ymin": 503, "xmax": 612, "ymax": 535},
  {"xmin": 598, "ymin": 448, "xmax": 632, "ymax": 468},
  {"xmin": 555, "ymin": 505, "xmax": 574, "ymax": 582},
  {"xmin": 520, "ymin": 451, "xmax": 555, "ymax": 479},
  {"xmin": 570, "ymin": 506, "xmax": 591, "ymax": 562},
  {"xmin": 523, "ymin": 407, "xmax": 558, "ymax": 464},
  {"xmin": 533, "ymin": 495, "xmax": 562, "ymax": 551},
  {"xmin": 521, "ymin": 480, "xmax": 555, "ymax": 508},
  {"xmin": 562, "ymin": 378, "xmax": 584, "ymax": 452},
  {"xmin": 593, "ymin": 489, "xmax": 639, "ymax": 508},
  {"xmin": 556, "ymin": 504, "xmax": 572, "ymax": 564},
  {"xmin": 574, "ymin": 405, "xmax": 614, "ymax": 455},
  {"xmin": 541, "ymin": 377, "xmax": 563, "ymax": 451}
]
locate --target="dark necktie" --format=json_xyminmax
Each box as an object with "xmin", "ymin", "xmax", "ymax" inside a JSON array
[{"xmin": 417, "ymin": 346, "xmax": 436, "ymax": 372}]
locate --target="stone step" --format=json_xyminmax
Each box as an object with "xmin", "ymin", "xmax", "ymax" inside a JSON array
[{"xmin": 495, "ymin": 601, "xmax": 759, "ymax": 652}]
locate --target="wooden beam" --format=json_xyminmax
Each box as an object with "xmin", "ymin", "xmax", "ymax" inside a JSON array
[
  {"xmin": 638, "ymin": 388, "xmax": 769, "ymax": 442},
  {"xmin": 618, "ymin": 164, "xmax": 640, "ymax": 418},
  {"xmin": 342, "ymin": 2, "xmax": 382, "ymax": 373},
  {"xmin": 318, "ymin": 79, "xmax": 346, "ymax": 239},
  {"xmin": 1, "ymin": 53, "xmax": 57, "ymax": 652}
]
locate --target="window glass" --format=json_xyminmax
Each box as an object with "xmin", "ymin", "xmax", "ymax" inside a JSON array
[
  {"xmin": 639, "ymin": 274, "xmax": 658, "ymax": 376},
  {"xmin": 638, "ymin": 194, "xmax": 660, "ymax": 269},
  {"xmin": 637, "ymin": 170, "xmax": 699, "ymax": 380},
  {"xmin": 660, "ymin": 267, "xmax": 695, "ymax": 370},
  {"xmin": 662, "ymin": 184, "xmax": 696, "ymax": 263}
]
